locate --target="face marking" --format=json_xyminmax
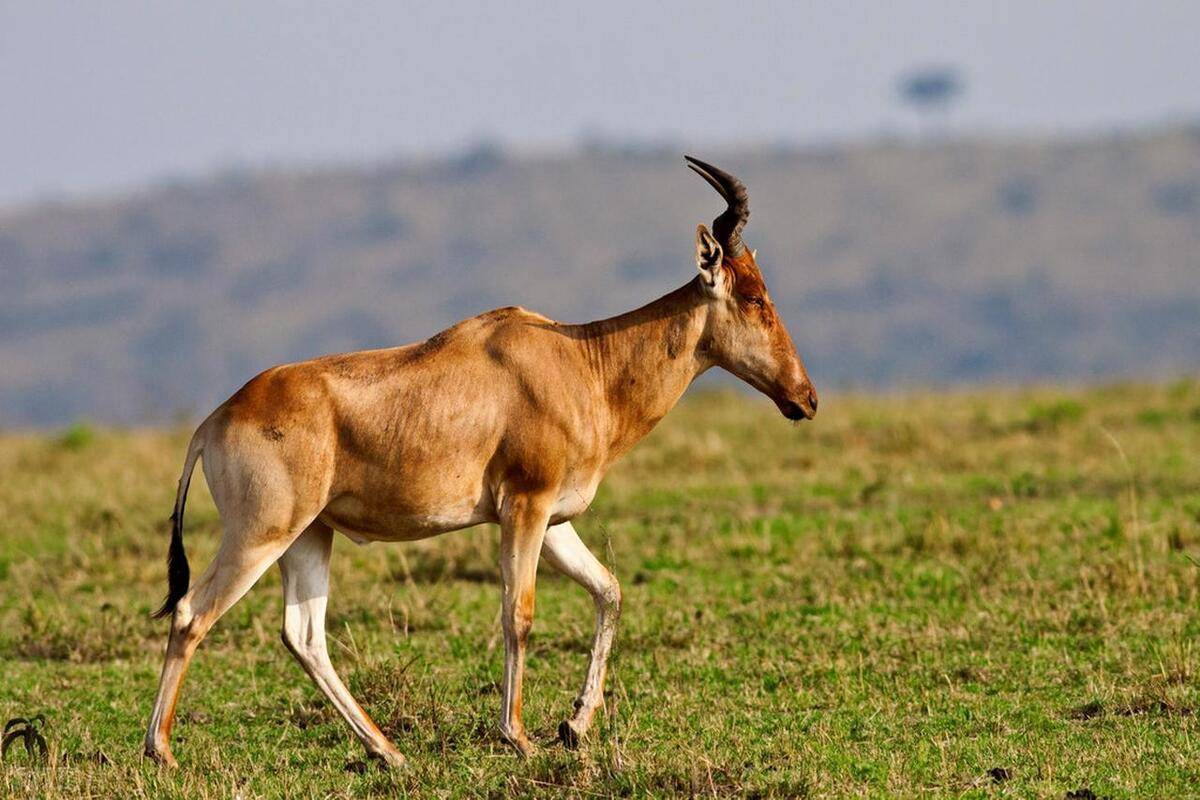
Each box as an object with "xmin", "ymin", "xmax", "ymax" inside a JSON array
[{"xmin": 697, "ymin": 247, "xmax": 817, "ymax": 421}]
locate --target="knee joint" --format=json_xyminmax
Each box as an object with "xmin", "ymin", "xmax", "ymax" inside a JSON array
[
  {"xmin": 509, "ymin": 601, "xmax": 535, "ymax": 642},
  {"xmin": 514, "ymin": 609, "xmax": 534, "ymax": 640},
  {"xmin": 597, "ymin": 576, "xmax": 622, "ymax": 614},
  {"xmin": 169, "ymin": 605, "xmax": 200, "ymax": 641},
  {"xmin": 280, "ymin": 626, "xmax": 301, "ymax": 657},
  {"xmin": 281, "ymin": 621, "xmax": 316, "ymax": 661}
]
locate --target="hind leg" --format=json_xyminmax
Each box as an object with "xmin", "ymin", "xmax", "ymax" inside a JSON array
[
  {"xmin": 144, "ymin": 519, "xmax": 306, "ymax": 766},
  {"xmin": 278, "ymin": 522, "xmax": 405, "ymax": 768}
]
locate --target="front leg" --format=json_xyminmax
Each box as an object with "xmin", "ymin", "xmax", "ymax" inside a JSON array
[
  {"xmin": 497, "ymin": 494, "xmax": 552, "ymax": 756},
  {"xmin": 541, "ymin": 521, "xmax": 621, "ymax": 748}
]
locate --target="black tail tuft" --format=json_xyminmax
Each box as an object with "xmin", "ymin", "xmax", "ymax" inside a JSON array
[{"xmin": 152, "ymin": 509, "xmax": 190, "ymax": 619}]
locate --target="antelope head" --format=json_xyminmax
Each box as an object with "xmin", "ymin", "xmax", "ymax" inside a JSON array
[{"xmin": 686, "ymin": 155, "xmax": 818, "ymax": 421}]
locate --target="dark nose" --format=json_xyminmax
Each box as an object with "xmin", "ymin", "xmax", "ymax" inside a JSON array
[
  {"xmin": 808, "ymin": 388, "xmax": 818, "ymax": 415},
  {"xmin": 781, "ymin": 400, "xmax": 806, "ymax": 420}
]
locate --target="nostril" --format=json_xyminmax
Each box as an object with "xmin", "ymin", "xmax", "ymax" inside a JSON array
[
  {"xmin": 780, "ymin": 400, "xmax": 804, "ymax": 420},
  {"xmin": 809, "ymin": 391, "xmax": 818, "ymax": 413}
]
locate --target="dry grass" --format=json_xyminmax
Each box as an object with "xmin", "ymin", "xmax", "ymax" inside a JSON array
[{"xmin": 2, "ymin": 382, "xmax": 1199, "ymax": 797}]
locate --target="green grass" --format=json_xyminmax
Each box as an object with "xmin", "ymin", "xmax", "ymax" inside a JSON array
[{"xmin": 2, "ymin": 383, "xmax": 1200, "ymax": 798}]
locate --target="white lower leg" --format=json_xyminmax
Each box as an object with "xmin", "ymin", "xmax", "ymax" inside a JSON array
[
  {"xmin": 279, "ymin": 525, "xmax": 405, "ymax": 766},
  {"xmin": 542, "ymin": 522, "xmax": 621, "ymax": 746}
]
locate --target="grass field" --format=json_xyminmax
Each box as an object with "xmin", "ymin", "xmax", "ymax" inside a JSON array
[{"xmin": 2, "ymin": 383, "xmax": 1199, "ymax": 798}]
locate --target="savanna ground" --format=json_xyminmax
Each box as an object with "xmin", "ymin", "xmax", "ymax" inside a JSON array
[{"xmin": 2, "ymin": 384, "xmax": 1199, "ymax": 798}]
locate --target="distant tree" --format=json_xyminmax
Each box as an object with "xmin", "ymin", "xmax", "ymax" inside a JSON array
[
  {"xmin": 897, "ymin": 67, "xmax": 964, "ymax": 136},
  {"xmin": 1152, "ymin": 180, "xmax": 1199, "ymax": 217},
  {"xmin": 443, "ymin": 139, "xmax": 505, "ymax": 179},
  {"xmin": 998, "ymin": 177, "xmax": 1039, "ymax": 217}
]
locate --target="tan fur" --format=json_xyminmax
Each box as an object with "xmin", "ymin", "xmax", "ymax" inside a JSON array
[{"xmin": 145, "ymin": 181, "xmax": 816, "ymax": 767}]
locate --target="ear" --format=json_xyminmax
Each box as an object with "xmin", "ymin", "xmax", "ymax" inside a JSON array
[{"xmin": 695, "ymin": 224, "xmax": 727, "ymax": 293}]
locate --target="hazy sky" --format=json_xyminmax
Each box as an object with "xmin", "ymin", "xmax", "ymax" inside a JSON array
[{"xmin": 2, "ymin": 1, "xmax": 1197, "ymax": 206}]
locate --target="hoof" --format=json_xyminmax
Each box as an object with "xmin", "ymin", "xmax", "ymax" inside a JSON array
[
  {"xmin": 501, "ymin": 728, "xmax": 535, "ymax": 758},
  {"xmin": 143, "ymin": 745, "xmax": 178, "ymax": 768},
  {"xmin": 558, "ymin": 720, "xmax": 580, "ymax": 750},
  {"xmin": 368, "ymin": 748, "xmax": 408, "ymax": 770}
]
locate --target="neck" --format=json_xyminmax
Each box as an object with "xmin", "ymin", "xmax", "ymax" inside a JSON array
[{"xmin": 569, "ymin": 278, "xmax": 712, "ymax": 458}]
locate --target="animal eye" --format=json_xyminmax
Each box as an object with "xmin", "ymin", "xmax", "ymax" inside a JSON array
[{"xmin": 746, "ymin": 296, "xmax": 764, "ymax": 308}]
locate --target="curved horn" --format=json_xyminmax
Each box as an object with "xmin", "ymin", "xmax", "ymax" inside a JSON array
[{"xmin": 684, "ymin": 155, "xmax": 749, "ymax": 256}]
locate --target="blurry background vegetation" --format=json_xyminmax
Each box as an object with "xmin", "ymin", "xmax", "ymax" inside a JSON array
[
  {"xmin": 1, "ymin": 2, "xmax": 1198, "ymax": 427},
  {"xmin": 2, "ymin": 125, "xmax": 1198, "ymax": 425}
]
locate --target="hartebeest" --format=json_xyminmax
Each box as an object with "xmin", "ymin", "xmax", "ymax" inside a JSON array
[{"xmin": 144, "ymin": 157, "xmax": 817, "ymax": 767}]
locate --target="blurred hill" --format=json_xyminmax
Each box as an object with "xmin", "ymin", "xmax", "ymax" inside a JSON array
[{"xmin": 1, "ymin": 127, "xmax": 1198, "ymax": 426}]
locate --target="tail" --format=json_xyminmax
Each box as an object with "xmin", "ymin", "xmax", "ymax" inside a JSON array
[{"xmin": 152, "ymin": 429, "xmax": 205, "ymax": 619}]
